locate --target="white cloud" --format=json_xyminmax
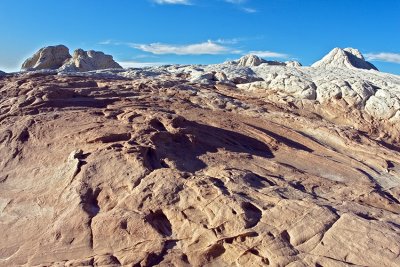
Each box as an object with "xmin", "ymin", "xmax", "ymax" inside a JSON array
[
  {"xmin": 365, "ymin": 52, "xmax": 400, "ymax": 64},
  {"xmin": 213, "ymin": 38, "xmax": 241, "ymax": 45},
  {"xmin": 118, "ymin": 61, "xmax": 167, "ymax": 68},
  {"xmin": 153, "ymin": 0, "xmax": 191, "ymax": 5},
  {"xmin": 98, "ymin": 40, "xmax": 112, "ymax": 45},
  {"xmin": 225, "ymin": 0, "xmax": 246, "ymax": 3},
  {"xmin": 131, "ymin": 41, "xmax": 238, "ymax": 55},
  {"xmin": 242, "ymin": 7, "xmax": 257, "ymax": 13},
  {"xmin": 249, "ymin": 50, "xmax": 289, "ymax": 58}
]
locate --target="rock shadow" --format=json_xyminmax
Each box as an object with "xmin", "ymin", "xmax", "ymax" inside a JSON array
[
  {"xmin": 247, "ymin": 124, "xmax": 314, "ymax": 153},
  {"xmin": 149, "ymin": 120, "xmax": 274, "ymax": 173}
]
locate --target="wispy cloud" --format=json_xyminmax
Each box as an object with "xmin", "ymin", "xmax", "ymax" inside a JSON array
[
  {"xmin": 365, "ymin": 52, "xmax": 400, "ymax": 64},
  {"xmin": 99, "ymin": 39, "xmax": 288, "ymax": 59},
  {"xmin": 98, "ymin": 40, "xmax": 124, "ymax": 46},
  {"xmin": 248, "ymin": 50, "xmax": 289, "ymax": 58},
  {"xmin": 225, "ymin": 0, "xmax": 247, "ymax": 3},
  {"xmin": 131, "ymin": 41, "xmax": 239, "ymax": 55},
  {"xmin": 152, "ymin": 0, "xmax": 191, "ymax": 5},
  {"xmin": 242, "ymin": 7, "xmax": 257, "ymax": 13},
  {"xmin": 224, "ymin": 0, "xmax": 257, "ymax": 13},
  {"xmin": 213, "ymin": 38, "xmax": 242, "ymax": 45}
]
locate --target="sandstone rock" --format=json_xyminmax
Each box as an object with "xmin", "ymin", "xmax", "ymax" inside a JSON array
[
  {"xmin": 60, "ymin": 49, "xmax": 122, "ymax": 72},
  {"xmin": 312, "ymin": 47, "xmax": 378, "ymax": 70},
  {"xmin": 311, "ymin": 213, "xmax": 400, "ymax": 266},
  {"xmin": 21, "ymin": 45, "xmax": 72, "ymax": 70}
]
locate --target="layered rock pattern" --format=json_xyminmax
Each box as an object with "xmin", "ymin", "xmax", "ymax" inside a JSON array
[{"xmin": 0, "ymin": 70, "xmax": 399, "ymax": 266}]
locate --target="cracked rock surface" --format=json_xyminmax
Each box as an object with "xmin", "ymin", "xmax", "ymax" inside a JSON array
[{"xmin": 0, "ymin": 70, "xmax": 400, "ymax": 267}]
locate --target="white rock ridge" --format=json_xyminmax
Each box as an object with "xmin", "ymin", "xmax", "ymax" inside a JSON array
[
  {"xmin": 21, "ymin": 45, "xmax": 122, "ymax": 72},
  {"xmin": 312, "ymin": 47, "xmax": 378, "ymax": 70},
  {"xmin": 21, "ymin": 45, "xmax": 71, "ymax": 71}
]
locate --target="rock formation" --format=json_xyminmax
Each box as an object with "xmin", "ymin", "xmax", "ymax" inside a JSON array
[
  {"xmin": 21, "ymin": 45, "xmax": 122, "ymax": 72},
  {"xmin": 60, "ymin": 49, "xmax": 122, "ymax": 72},
  {"xmin": 237, "ymin": 54, "xmax": 266, "ymax": 67},
  {"xmin": 0, "ymin": 70, "xmax": 5, "ymax": 76},
  {"xmin": 1, "ymin": 47, "xmax": 400, "ymax": 266},
  {"xmin": 21, "ymin": 45, "xmax": 72, "ymax": 71},
  {"xmin": 312, "ymin": 47, "xmax": 378, "ymax": 70},
  {"xmin": 232, "ymin": 54, "xmax": 302, "ymax": 68},
  {"xmin": 285, "ymin": 60, "xmax": 302, "ymax": 67}
]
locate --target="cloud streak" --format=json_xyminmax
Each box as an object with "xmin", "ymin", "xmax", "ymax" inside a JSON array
[
  {"xmin": 99, "ymin": 39, "xmax": 288, "ymax": 59},
  {"xmin": 153, "ymin": 0, "xmax": 191, "ymax": 5},
  {"xmin": 131, "ymin": 41, "xmax": 238, "ymax": 55},
  {"xmin": 224, "ymin": 0, "xmax": 258, "ymax": 13},
  {"xmin": 249, "ymin": 50, "xmax": 289, "ymax": 58},
  {"xmin": 225, "ymin": 0, "xmax": 246, "ymax": 3},
  {"xmin": 365, "ymin": 52, "xmax": 400, "ymax": 64}
]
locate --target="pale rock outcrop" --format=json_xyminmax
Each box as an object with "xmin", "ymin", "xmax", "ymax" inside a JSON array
[
  {"xmin": 21, "ymin": 45, "xmax": 71, "ymax": 70},
  {"xmin": 60, "ymin": 49, "xmax": 122, "ymax": 72},
  {"xmin": 312, "ymin": 47, "xmax": 378, "ymax": 70},
  {"xmin": 231, "ymin": 54, "xmax": 301, "ymax": 67},
  {"xmin": 365, "ymin": 89, "xmax": 400, "ymax": 120},
  {"xmin": 237, "ymin": 70, "xmax": 317, "ymax": 100},
  {"xmin": 214, "ymin": 71, "xmax": 228, "ymax": 82},
  {"xmin": 189, "ymin": 71, "xmax": 216, "ymax": 84},
  {"xmin": 285, "ymin": 60, "xmax": 302, "ymax": 67},
  {"xmin": 237, "ymin": 54, "xmax": 266, "ymax": 67}
]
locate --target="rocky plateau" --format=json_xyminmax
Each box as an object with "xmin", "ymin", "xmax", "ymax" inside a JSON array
[{"xmin": 0, "ymin": 46, "xmax": 399, "ymax": 267}]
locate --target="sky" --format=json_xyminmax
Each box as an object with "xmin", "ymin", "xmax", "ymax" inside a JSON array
[{"xmin": 1, "ymin": 0, "xmax": 399, "ymax": 74}]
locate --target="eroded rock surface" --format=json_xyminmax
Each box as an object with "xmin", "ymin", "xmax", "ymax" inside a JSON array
[{"xmin": 0, "ymin": 70, "xmax": 399, "ymax": 267}]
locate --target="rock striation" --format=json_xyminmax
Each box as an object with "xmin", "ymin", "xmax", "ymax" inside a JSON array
[
  {"xmin": 312, "ymin": 47, "xmax": 378, "ymax": 70},
  {"xmin": 21, "ymin": 45, "xmax": 122, "ymax": 72},
  {"xmin": 21, "ymin": 45, "xmax": 71, "ymax": 71}
]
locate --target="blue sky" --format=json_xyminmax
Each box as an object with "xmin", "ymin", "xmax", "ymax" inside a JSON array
[{"xmin": 1, "ymin": 0, "xmax": 399, "ymax": 74}]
